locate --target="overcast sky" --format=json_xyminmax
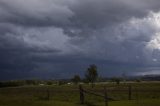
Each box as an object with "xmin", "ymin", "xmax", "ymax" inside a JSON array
[{"xmin": 1, "ymin": 0, "xmax": 160, "ymax": 80}]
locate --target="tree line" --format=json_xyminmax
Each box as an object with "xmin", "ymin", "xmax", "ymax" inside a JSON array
[
  {"xmin": 0, "ymin": 64, "xmax": 147, "ymax": 88},
  {"xmin": 72, "ymin": 64, "xmax": 98, "ymax": 88}
]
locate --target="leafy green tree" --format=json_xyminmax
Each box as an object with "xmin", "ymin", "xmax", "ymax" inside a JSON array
[
  {"xmin": 72, "ymin": 75, "xmax": 81, "ymax": 84},
  {"xmin": 85, "ymin": 64, "xmax": 98, "ymax": 88}
]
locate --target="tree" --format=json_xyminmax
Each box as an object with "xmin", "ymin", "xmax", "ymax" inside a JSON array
[
  {"xmin": 85, "ymin": 64, "xmax": 98, "ymax": 88},
  {"xmin": 111, "ymin": 78, "xmax": 121, "ymax": 85},
  {"xmin": 72, "ymin": 75, "xmax": 81, "ymax": 84}
]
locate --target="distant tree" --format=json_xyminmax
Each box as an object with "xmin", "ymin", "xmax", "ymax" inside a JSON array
[
  {"xmin": 72, "ymin": 75, "xmax": 81, "ymax": 85},
  {"xmin": 135, "ymin": 79, "xmax": 141, "ymax": 83},
  {"xmin": 25, "ymin": 80, "xmax": 37, "ymax": 85},
  {"xmin": 115, "ymin": 79, "xmax": 120, "ymax": 85},
  {"xmin": 58, "ymin": 80, "xmax": 66, "ymax": 86},
  {"xmin": 85, "ymin": 64, "xmax": 98, "ymax": 88},
  {"xmin": 122, "ymin": 71, "xmax": 127, "ymax": 82},
  {"xmin": 111, "ymin": 78, "xmax": 121, "ymax": 85},
  {"xmin": 46, "ymin": 80, "xmax": 53, "ymax": 85}
]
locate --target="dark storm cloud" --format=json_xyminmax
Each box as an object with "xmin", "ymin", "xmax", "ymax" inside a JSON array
[
  {"xmin": 0, "ymin": 0, "xmax": 74, "ymax": 27},
  {"xmin": 0, "ymin": 0, "xmax": 159, "ymax": 27},
  {"xmin": 1, "ymin": 0, "xmax": 160, "ymax": 80},
  {"xmin": 63, "ymin": 0, "xmax": 160, "ymax": 37}
]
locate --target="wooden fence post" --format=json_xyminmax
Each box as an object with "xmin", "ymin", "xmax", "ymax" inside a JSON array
[
  {"xmin": 79, "ymin": 85, "xmax": 84, "ymax": 104},
  {"xmin": 104, "ymin": 86, "xmax": 108, "ymax": 106},
  {"xmin": 46, "ymin": 89, "xmax": 50, "ymax": 100},
  {"xmin": 128, "ymin": 85, "xmax": 132, "ymax": 100}
]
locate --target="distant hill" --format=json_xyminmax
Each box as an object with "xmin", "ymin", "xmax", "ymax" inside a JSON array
[{"xmin": 140, "ymin": 75, "xmax": 160, "ymax": 81}]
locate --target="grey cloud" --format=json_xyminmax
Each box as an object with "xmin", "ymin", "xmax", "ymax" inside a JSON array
[
  {"xmin": 68, "ymin": 11, "xmax": 160, "ymax": 66},
  {"xmin": 0, "ymin": 0, "xmax": 159, "ymax": 28},
  {"xmin": 0, "ymin": 0, "xmax": 160, "ymax": 80},
  {"xmin": 64, "ymin": 0, "xmax": 160, "ymax": 36},
  {"xmin": 0, "ymin": 0, "xmax": 74, "ymax": 26}
]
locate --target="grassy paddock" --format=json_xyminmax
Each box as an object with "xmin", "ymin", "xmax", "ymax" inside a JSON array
[{"xmin": 0, "ymin": 82, "xmax": 160, "ymax": 106}]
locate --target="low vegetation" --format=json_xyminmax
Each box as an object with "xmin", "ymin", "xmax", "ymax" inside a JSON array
[
  {"xmin": 0, "ymin": 65, "xmax": 160, "ymax": 106},
  {"xmin": 0, "ymin": 82, "xmax": 160, "ymax": 106}
]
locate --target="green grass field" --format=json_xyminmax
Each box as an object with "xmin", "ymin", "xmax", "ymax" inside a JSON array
[{"xmin": 0, "ymin": 82, "xmax": 160, "ymax": 106}]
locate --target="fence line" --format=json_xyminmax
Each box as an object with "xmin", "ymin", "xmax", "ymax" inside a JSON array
[
  {"xmin": 128, "ymin": 85, "xmax": 132, "ymax": 100},
  {"xmin": 79, "ymin": 85, "xmax": 115, "ymax": 106},
  {"xmin": 79, "ymin": 85, "xmax": 133, "ymax": 106}
]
